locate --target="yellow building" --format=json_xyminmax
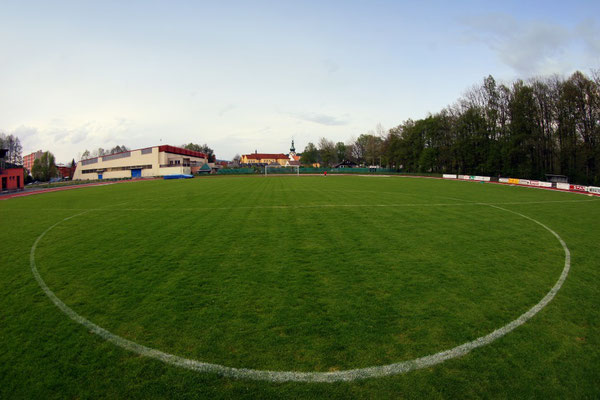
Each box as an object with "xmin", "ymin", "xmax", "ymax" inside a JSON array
[
  {"xmin": 240, "ymin": 153, "xmax": 290, "ymax": 166},
  {"xmin": 72, "ymin": 145, "xmax": 208, "ymax": 180}
]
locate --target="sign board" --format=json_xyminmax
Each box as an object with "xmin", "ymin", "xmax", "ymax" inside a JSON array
[
  {"xmin": 587, "ymin": 186, "xmax": 600, "ymax": 194},
  {"xmin": 570, "ymin": 185, "xmax": 587, "ymax": 192},
  {"xmin": 458, "ymin": 175, "xmax": 490, "ymax": 181}
]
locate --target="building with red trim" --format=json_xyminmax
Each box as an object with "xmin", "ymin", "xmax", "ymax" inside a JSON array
[{"xmin": 72, "ymin": 145, "xmax": 208, "ymax": 180}]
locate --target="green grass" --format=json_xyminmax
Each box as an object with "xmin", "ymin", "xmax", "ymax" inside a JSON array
[{"xmin": 1, "ymin": 176, "xmax": 599, "ymax": 398}]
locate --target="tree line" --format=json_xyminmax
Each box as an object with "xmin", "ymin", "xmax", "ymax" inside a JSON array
[
  {"xmin": 80, "ymin": 145, "xmax": 131, "ymax": 160},
  {"xmin": 302, "ymin": 70, "xmax": 600, "ymax": 185},
  {"xmin": 181, "ymin": 143, "xmax": 216, "ymax": 162}
]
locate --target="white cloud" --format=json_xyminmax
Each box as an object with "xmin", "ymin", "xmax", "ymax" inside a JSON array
[
  {"xmin": 5, "ymin": 118, "xmax": 140, "ymax": 163},
  {"xmin": 460, "ymin": 13, "xmax": 597, "ymax": 77},
  {"xmin": 289, "ymin": 112, "xmax": 349, "ymax": 126},
  {"xmin": 577, "ymin": 19, "xmax": 600, "ymax": 61}
]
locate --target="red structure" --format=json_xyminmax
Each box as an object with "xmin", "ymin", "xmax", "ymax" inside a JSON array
[
  {"xmin": 57, "ymin": 165, "xmax": 75, "ymax": 179},
  {"xmin": 0, "ymin": 167, "xmax": 24, "ymax": 191},
  {"xmin": 158, "ymin": 145, "xmax": 207, "ymax": 159}
]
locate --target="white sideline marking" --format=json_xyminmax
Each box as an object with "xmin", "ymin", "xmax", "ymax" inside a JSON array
[{"xmin": 30, "ymin": 205, "xmax": 571, "ymax": 382}]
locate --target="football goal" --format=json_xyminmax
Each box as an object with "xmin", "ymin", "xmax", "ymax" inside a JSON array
[{"xmin": 264, "ymin": 164, "xmax": 300, "ymax": 176}]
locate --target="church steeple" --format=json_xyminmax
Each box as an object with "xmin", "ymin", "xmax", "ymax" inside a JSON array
[{"xmin": 290, "ymin": 139, "xmax": 296, "ymax": 154}]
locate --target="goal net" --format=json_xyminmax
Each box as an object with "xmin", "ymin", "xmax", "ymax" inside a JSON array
[{"xmin": 264, "ymin": 164, "xmax": 300, "ymax": 176}]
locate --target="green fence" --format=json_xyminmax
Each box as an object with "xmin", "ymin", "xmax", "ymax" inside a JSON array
[
  {"xmin": 217, "ymin": 168, "xmax": 258, "ymax": 175},
  {"xmin": 215, "ymin": 167, "xmax": 442, "ymax": 176},
  {"xmin": 297, "ymin": 167, "xmax": 393, "ymax": 174}
]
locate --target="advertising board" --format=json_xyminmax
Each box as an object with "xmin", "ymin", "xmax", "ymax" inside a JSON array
[
  {"xmin": 570, "ymin": 185, "xmax": 587, "ymax": 192},
  {"xmin": 587, "ymin": 186, "xmax": 600, "ymax": 194}
]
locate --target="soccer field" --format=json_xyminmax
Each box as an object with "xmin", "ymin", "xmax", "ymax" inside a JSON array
[{"xmin": 1, "ymin": 175, "xmax": 599, "ymax": 398}]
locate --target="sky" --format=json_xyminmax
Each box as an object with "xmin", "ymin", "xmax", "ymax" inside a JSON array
[{"xmin": 1, "ymin": 0, "xmax": 599, "ymax": 163}]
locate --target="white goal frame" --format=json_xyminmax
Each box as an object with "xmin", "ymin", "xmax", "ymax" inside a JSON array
[{"xmin": 264, "ymin": 164, "xmax": 300, "ymax": 176}]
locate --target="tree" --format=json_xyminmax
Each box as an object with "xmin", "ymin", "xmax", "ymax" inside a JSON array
[
  {"xmin": 31, "ymin": 151, "xmax": 57, "ymax": 182},
  {"xmin": 351, "ymin": 135, "xmax": 368, "ymax": 163},
  {"xmin": 335, "ymin": 142, "xmax": 346, "ymax": 162},
  {"xmin": 91, "ymin": 148, "xmax": 107, "ymax": 157},
  {"xmin": 300, "ymin": 142, "xmax": 319, "ymax": 165},
  {"xmin": 0, "ymin": 133, "xmax": 23, "ymax": 165},
  {"xmin": 318, "ymin": 138, "xmax": 336, "ymax": 167},
  {"xmin": 182, "ymin": 143, "xmax": 216, "ymax": 162},
  {"xmin": 232, "ymin": 154, "xmax": 241, "ymax": 167},
  {"xmin": 365, "ymin": 134, "xmax": 383, "ymax": 166},
  {"xmin": 109, "ymin": 145, "xmax": 130, "ymax": 154}
]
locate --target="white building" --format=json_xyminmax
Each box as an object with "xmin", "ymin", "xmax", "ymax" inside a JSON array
[{"xmin": 72, "ymin": 145, "xmax": 208, "ymax": 180}]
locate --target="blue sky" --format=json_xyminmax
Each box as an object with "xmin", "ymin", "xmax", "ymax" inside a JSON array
[{"xmin": 1, "ymin": 0, "xmax": 598, "ymax": 162}]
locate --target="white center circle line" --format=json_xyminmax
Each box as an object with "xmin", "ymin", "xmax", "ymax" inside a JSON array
[{"xmin": 30, "ymin": 204, "xmax": 570, "ymax": 383}]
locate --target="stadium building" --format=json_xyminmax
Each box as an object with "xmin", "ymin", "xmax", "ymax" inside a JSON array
[{"xmin": 72, "ymin": 145, "xmax": 208, "ymax": 180}]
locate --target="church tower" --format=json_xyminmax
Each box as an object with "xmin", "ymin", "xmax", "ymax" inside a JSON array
[{"xmin": 288, "ymin": 139, "xmax": 298, "ymax": 161}]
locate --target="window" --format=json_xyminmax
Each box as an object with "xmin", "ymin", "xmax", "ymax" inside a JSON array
[
  {"xmin": 82, "ymin": 158, "xmax": 98, "ymax": 166},
  {"xmin": 102, "ymin": 152, "xmax": 131, "ymax": 161}
]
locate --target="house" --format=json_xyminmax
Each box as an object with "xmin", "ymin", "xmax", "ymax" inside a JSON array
[
  {"xmin": 333, "ymin": 160, "xmax": 358, "ymax": 168},
  {"xmin": 56, "ymin": 164, "xmax": 75, "ymax": 179},
  {"xmin": 240, "ymin": 152, "xmax": 290, "ymax": 166},
  {"xmin": 195, "ymin": 163, "xmax": 212, "ymax": 174}
]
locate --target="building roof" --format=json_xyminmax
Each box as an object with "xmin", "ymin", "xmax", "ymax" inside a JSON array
[
  {"xmin": 158, "ymin": 145, "xmax": 207, "ymax": 159},
  {"xmin": 333, "ymin": 159, "xmax": 358, "ymax": 168},
  {"xmin": 78, "ymin": 145, "xmax": 207, "ymax": 162},
  {"xmin": 244, "ymin": 153, "xmax": 289, "ymax": 160}
]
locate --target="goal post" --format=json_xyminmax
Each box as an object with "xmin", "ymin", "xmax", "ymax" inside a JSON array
[{"xmin": 264, "ymin": 164, "xmax": 300, "ymax": 176}]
